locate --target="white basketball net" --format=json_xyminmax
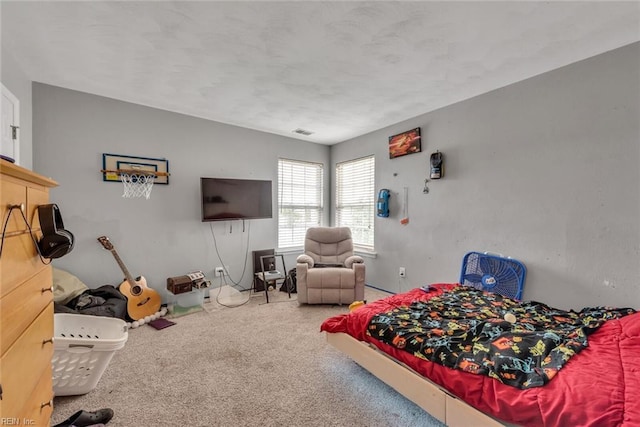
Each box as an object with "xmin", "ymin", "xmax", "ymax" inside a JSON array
[{"xmin": 121, "ymin": 173, "xmax": 155, "ymax": 199}]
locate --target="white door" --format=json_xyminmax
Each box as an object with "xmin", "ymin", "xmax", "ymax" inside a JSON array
[{"xmin": 1, "ymin": 83, "xmax": 20, "ymax": 165}]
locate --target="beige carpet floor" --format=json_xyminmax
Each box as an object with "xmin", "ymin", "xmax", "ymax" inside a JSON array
[{"xmin": 50, "ymin": 286, "xmax": 445, "ymax": 427}]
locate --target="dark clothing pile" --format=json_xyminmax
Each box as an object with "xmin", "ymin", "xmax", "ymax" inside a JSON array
[{"xmin": 54, "ymin": 284, "xmax": 127, "ymax": 320}]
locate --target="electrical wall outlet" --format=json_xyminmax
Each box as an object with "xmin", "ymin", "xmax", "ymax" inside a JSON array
[
  {"xmin": 399, "ymin": 267, "xmax": 406, "ymax": 278},
  {"xmin": 215, "ymin": 267, "xmax": 225, "ymax": 277}
]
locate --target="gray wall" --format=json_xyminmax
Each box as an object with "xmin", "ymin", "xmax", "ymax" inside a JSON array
[
  {"xmin": 32, "ymin": 84, "xmax": 330, "ymax": 300},
  {"xmin": 1, "ymin": 48, "xmax": 33, "ymax": 169},
  {"xmin": 333, "ymin": 42, "xmax": 640, "ymax": 310},
  {"xmin": 26, "ymin": 42, "xmax": 640, "ymax": 310}
]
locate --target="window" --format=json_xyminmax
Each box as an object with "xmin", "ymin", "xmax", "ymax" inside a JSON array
[
  {"xmin": 278, "ymin": 158, "xmax": 324, "ymax": 248},
  {"xmin": 335, "ymin": 155, "xmax": 375, "ymax": 251}
]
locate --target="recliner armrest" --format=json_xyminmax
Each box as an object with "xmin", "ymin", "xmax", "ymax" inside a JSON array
[
  {"xmin": 296, "ymin": 254, "xmax": 315, "ymax": 268},
  {"xmin": 345, "ymin": 255, "xmax": 364, "ymax": 269}
]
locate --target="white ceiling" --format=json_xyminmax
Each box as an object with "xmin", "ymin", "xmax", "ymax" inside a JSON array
[{"xmin": 2, "ymin": 1, "xmax": 639, "ymax": 145}]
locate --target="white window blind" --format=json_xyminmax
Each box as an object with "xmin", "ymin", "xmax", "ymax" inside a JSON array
[
  {"xmin": 335, "ymin": 155, "xmax": 375, "ymax": 250},
  {"xmin": 278, "ymin": 158, "xmax": 324, "ymax": 248}
]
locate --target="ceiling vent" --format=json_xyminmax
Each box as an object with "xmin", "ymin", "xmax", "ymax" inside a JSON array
[{"xmin": 292, "ymin": 128, "xmax": 314, "ymax": 136}]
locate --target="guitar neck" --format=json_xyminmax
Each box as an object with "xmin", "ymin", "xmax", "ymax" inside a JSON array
[{"xmin": 110, "ymin": 249, "xmax": 137, "ymax": 285}]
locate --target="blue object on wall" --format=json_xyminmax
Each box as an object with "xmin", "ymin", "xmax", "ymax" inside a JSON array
[{"xmin": 377, "ymin": 189, "xmax": 390, "ymax": 217}]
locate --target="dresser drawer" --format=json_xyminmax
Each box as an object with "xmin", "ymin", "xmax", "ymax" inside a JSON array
[
  {"xmin": 0, "ymin": 303, "xmax": 54, "ymax": 417},
  {"xmin": 0, "ymin": 234, "xmax": 46, "ymax": 298},
  {"xmin": 0, "ymin": 178, "xmax": 27, "ymax": 234},
  {"xmin": 0, "ymin": 268, "xmax": 53, "ymax": 356},
  {"xmin": 16, "ymin": 365, "xmax": 54, "ymax": 426}
]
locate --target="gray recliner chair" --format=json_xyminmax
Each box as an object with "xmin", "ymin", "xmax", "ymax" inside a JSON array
[{"xmin": 296, "ymin": 227, "xmax": 365, "ymax": 305}]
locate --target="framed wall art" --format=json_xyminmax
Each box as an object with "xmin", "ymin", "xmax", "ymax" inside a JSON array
[{"xmin": 388, "ymin": 127, "xmax": 421, "ymax": 159}]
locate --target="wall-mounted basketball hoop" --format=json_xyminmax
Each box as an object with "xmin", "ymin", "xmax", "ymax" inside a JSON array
[{"xmin": 101, "ymin": 153, "xmax": 170, "ymax": 199}]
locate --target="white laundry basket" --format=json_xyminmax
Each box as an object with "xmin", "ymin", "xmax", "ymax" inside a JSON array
[{"xmin": 52, "ymin": 313, "xmax": 128, "ymax": 396}]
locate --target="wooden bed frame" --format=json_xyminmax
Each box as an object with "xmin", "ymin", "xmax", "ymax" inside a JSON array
[{"xmin": 326, "ymin": 332, "xmax": 512, "ymax": 427}]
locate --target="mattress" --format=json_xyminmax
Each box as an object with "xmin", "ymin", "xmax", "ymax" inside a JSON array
[{"xmin": 321, "ymin": 284, "xmax": 640, "ymax": 426}]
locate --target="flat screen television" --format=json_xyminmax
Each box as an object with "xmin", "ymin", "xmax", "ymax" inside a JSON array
[{"xmin": 201, "ymin": 177, "xmax": 273, "ymax": 222}]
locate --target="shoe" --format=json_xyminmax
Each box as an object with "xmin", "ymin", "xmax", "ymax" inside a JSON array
[{"xmin": 53, "ymin": 408, "xmax": 114, "ymax": 427}]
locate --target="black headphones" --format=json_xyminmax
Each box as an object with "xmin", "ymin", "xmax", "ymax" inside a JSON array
[{"xmin": 37, "ymin": 204, "xmax": 74, "ymax": 259}]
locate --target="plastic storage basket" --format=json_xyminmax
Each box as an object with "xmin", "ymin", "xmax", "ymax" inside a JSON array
[{"xmin": 52, "ymin": 313, "xmax": 128, "ymax": 396}]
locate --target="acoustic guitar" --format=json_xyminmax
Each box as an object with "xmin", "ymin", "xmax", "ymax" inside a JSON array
[{"xmin": 97, "ymin": 236, "xmax": 162, "ymax": 321}]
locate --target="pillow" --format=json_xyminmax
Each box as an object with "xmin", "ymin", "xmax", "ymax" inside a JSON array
[{"xmin": 53, "ymin": 268, "xmax": 89, "ymax": 305}]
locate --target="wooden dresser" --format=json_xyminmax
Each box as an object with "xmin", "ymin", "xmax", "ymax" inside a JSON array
[{"xmin": 0, "ymin": 160, "xmax": 58, "ymax": 425}]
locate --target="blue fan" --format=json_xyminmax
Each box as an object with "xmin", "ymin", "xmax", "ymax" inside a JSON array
[{"xmin": 459, "ymin": 252, "xmax": 526, "ymax": 300}]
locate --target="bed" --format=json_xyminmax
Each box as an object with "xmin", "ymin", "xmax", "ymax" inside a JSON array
[{"xmin": 321, "ymin": 283, "xmax": 639, "ymax": 427}]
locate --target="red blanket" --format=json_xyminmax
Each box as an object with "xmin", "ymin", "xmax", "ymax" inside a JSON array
[{"xmin": 320, "ymin": 284, "xmax": 640, "ymax": 427}]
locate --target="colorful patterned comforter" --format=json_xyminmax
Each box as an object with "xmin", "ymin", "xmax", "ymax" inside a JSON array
[
  {"xmin": 320, "ymin": 284, "xmax": 640, "ymax": 426},
  {"xmin": 367, "ymin": 286, "xmax": 635, "ymax": 389}
]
